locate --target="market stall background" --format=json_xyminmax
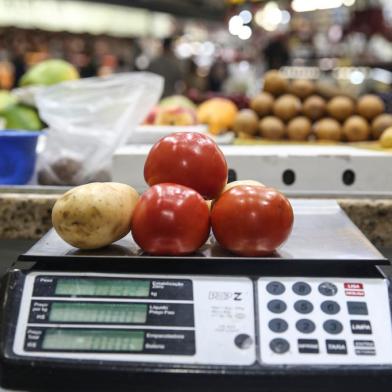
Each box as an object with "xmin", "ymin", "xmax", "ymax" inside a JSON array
[{"xmin": 1, "ymin": 0, "xmax": 392, "ymax": 234}]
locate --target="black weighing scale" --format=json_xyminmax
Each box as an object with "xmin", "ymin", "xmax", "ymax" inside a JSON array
[{"xmin": 0, "ymin": 199, "xmax": 392, "ymax": 391}]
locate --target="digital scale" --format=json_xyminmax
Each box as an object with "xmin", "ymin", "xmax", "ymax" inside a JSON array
[{"xmin": 1, "ymin": 200, "xmax": 392, "ymax": 391}]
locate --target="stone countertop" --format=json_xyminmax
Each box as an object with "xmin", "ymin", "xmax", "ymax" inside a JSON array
[{"xmin": 0, "ymin": 190, "xmax": 391, "ymax": 249}]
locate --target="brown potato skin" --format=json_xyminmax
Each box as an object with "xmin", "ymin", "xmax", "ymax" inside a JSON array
[
  {"xmin": 287, "ymin": 116, "xmax": 312, "ymax": 141},
  {"xmin": 357, "ymin": 95, "xmax": 385, "ymax": 120},
  {"xmin": 233, "ymin": 109, "xmax": 259, "ymax": 136},
  {"xmin": 343, "ymin": 115, "xmax": 370, "ymax": 142},
  {"xmin": 250, "ymin": 92, "xmax": 274, "ymax": 116},
  {"xmin": 52, "ymin": 182, "xmax": 139, "ymax": 249},
  {"xmin": 263, "ymin": 70, "xmax": 288, "ymax": 96},
  {"xmin": 327, "ymin": 96, "xmax": 355, "ymax": 122},
  {"xmin": 314, "ymin": 118, "xmax": 342, "ymax": 142},
  {"xmin": 273, "ymin": 94, "xmax": 302, "ymax": 122},
  {"xmin": 303, "ymin": 95, "xmax": 326, "ymax": 120},
  {"xmin": 259, "ymin": 116, "xmax": 286, "ymax": 140},
  {"xmin": 289, "ymin": 79, "xmax": 315, "ymax": 100},
  {"xmin": 371, "ymin": 113, "xmax": 392, "ymax": 139}
]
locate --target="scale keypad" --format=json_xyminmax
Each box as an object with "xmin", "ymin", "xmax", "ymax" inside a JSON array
[{"xmin": 258, "ymin": 277, "xmax": 392, "ymax": 364}]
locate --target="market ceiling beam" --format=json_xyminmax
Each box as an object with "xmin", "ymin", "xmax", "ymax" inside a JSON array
[{"xmin": 75, "ymin": 0, "xmax": 226, "ymax": 21}]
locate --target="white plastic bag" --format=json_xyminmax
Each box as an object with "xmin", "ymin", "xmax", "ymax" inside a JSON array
[{"xmin": 36, "ymin": 72, "xmax": 163, "ymax": 185}]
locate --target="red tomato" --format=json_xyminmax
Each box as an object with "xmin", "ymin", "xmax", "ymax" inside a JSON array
[
  {"xmin": 131, "ymin": 183, "xmax": 210, "ymax": 255},
  {"xmin": 144, "ymin": 132, "xmax": 228, "ymax": 200},
  {"xmin": 211, "ymin": 186, "xmax": 294, "ymax": 256}
]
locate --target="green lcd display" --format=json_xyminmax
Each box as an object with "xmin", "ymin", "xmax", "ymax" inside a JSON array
[
  {"xmin": 42, "ymin": 329, "xmax": 144, "ymax": 352},
  {"xmin": 55, "ymin": 279, "xmax": 150, "ymax": 297},
  {"xmin": 49, "ymin": 302, "xmax": 148, "ymax": 324}
]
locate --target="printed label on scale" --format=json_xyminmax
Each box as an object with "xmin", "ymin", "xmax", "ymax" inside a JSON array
[
  {"xmin": 350, "ymin": 320, "xmax": 372, "ymax": 335},
  {"xmin": 298, "ymin": 339, "xmax": 319, "ymax": 354},
  {"xmin": 344, "ymin": 283, "xmax": 364, "ymax": 290},
  {"xmin": 354, "ymin": 340, "xmax": 376, "ymax": 356},
  {"xmin": 326, "ymin": 340, "xmax": 347, "ymax": 355}
]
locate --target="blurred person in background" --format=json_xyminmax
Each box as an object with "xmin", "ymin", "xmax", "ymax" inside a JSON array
[
  {"xmin": 148, "ymin": 37, "xmax": 184, "ymax": 97},
  {"xmin": 263, "ymin": 34, "xmax": 290, "ymax": 70},
  {"xmin": 185, "ymin": 58, "xmax": 207, "ymax": 93},
  {"xmin": 208, "ymin": 59, "xmax": 228, "ymax": 92}
]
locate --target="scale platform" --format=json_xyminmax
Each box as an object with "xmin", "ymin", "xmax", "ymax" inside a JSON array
[
  {"xmin": 1, "ymin": 200, "xmax": 392, "ymax": 392},
  {"xmin": 20, "ymin": 199, "xmax": 386, "ymax": 269}
]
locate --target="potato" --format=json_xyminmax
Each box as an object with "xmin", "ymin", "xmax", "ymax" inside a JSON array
[
  {"xmin": 233, "ymin": 109, "xmax": 259, "ymax": 136},
  {"xmin": 380, "ymin": 127, "xmax": 392, "ymax": 148},
  {"xmin": 52, "ymin": 182, "xmax": 139, "ymax": 249},
  {"xmin": 342, "ymin": 115, "xmax": 370, "ymax": 142},
  {"xmin": 287, "ymin": 116, "xmax": 312, "ymax": 141},
  {"xmin": 357, "ymin": 94, "xmax": 385, "ymax": 120},
  {"xmin": 327, "ymin": 96, "xmax": 354, "ymax": 121},
  {"xmin": 314, "ymin": 118, "xmax": 342, "ymax": 141}
]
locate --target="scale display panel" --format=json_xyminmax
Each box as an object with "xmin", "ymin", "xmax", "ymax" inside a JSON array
[{"xmin": 15, "ymin": 272, "xmax": 256, "ymax": 365}]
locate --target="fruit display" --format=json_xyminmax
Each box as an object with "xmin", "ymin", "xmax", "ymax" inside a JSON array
[
  {"xmin": 250, "ymin": 92, "xmax": 274, "ymax": 116},
  {"xmin": 380, "ymin": 127, "xmax": 392, "ymax": 148},
  {"xmin": 263, "ymin": 70, "xmax": 289, "ymax": 96},
  {"xmin": 0, "ymin": 104, "xmax": 43, "ymax": 131},
  {"xmin": 287, "ymin": 117, "xmax": 312, "ymax": 141},
  {"xmin": 0, "ymin": 89, "xmax": 43, "ymax": 131},
  {"xmin": 196, "ymin": 97, "xmax": 238, "ymax": 134},
  {"xmin": 289, "ymin": 79, "xmax": 315, "ymax": 100},
  {"xmin": 159, "ymin": 95, "xmax": 196, "ymax": 110},
  {"xmin": 302, "ymin": 95, "xmax": 326, "ymax": 120},
  {"xmin": 231, "ymin": 69, "xmax": 392, "ymax": 145},
  {"xmin": 259, "ymin": 116, "xmax": 286, "ymax": 140},
  {"xmin": 273, "ymin": 94, "xmax": 302, "ymax": 122},
  {"xmin": 326, "ymin": 96, "xmax": 355, "ymax": 121},
  {"xmin": 233, "ymin": 109, "xmax": 259, "ymax": 136},
  {"xmin": 1, "ymin": 59, "xmax": 79, "ymax": 131},
  {"xmin": 0, "ymin": 90, "xmax": 17, "ymax": 111},
  {"xmin": 154, "ymin": 107, "xmax": 197, "ymax": 126},
  {"xmin": 19, "ymin": 59, "xmax": 79, "ymax": 87},
  {"xmin": 52, "ymin": 132, "xmax": 294, "ymax": 257},
  {"xmin": 356, "ymin": 95, "xmax": 385, "ymax": 120},
  {"xmin": 342, "ymin": 115, "xmax": 370, "ymax": 142},
  {"xmin": 313, "ymin": 118, "xmax": 342, "ymax": 142},
  {"xmin": 371, "ymin": 114, "xmax": 392, "ymax": 139},
  {"xmin": 144, "ymin": 95, "xmax": 198, "ymax": 126}
]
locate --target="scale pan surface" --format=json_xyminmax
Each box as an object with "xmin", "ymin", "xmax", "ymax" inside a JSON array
[{"xmin": 19, "ymin": 199, "xmax": 387, "ymax": 266}]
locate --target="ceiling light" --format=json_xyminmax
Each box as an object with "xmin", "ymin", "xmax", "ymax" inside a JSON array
[
  {"xmin": 238, "ymin": 25, "xmax": 252, "ymax": 40},
  {"xmin": 239, "ymin": 10, "xmax": 252, "ymax": 24},
  {"xmin": 229, "ymin": 15, "xmax": 243, "ymax": 36},
  {"xmin": 255, "ymin": 2, "xmax": 282, "ymax": 31},
  {"xmin": 292, "ymin": 0, "xmax": 343, "ymax": 12}
]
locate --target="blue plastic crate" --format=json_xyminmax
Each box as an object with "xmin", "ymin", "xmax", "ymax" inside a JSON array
[{"xmin": 0, "ymin": 130, "xmax": 41, "ymax": 185}]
